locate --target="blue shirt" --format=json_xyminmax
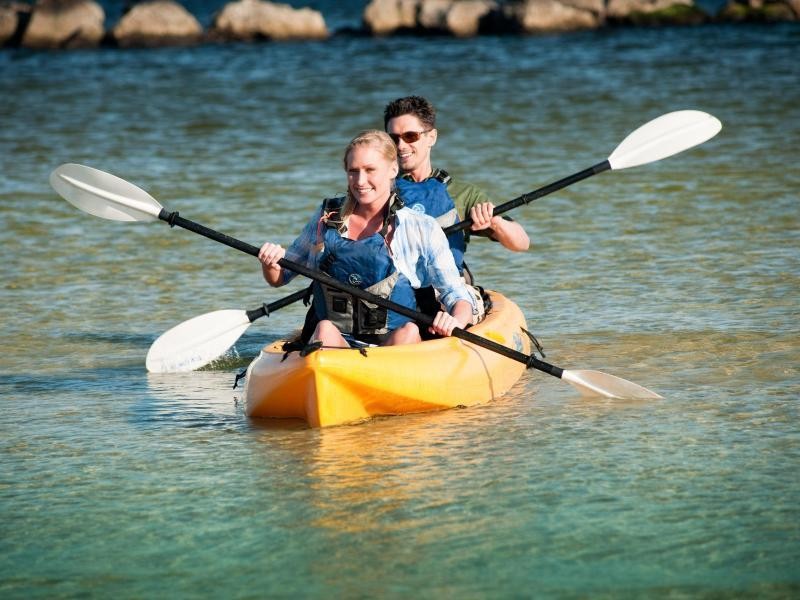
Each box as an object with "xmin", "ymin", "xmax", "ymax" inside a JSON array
[{"xmin": 280, "ymin": 206, "xmax": 475, "ymax": 312}]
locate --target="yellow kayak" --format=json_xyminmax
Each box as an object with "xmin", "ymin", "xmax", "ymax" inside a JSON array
[{"xmin": 244, "ymin": 291, "xmax": 530, "ymax": 427}]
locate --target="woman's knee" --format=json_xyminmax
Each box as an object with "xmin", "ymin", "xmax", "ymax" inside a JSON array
[
  {"xmin": 385, "ymin": 322, "xmax": 421, "ymax": 346},
  {"xmin": 313, "ymin": 320, "xmax": 348, "ymax": 347}
]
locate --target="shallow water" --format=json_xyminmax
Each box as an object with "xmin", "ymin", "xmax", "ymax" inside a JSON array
[{"xmin": 1, "ymin": 18, "xmax": 799, "ymax": 598}]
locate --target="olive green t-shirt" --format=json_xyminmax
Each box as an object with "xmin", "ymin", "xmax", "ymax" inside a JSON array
[{"xmin": 446, "ymin": 173, "xmax": 511, "ymax": 244}]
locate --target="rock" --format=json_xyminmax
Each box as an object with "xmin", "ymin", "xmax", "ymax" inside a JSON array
[
  {"xmin": 21, "ymin": 0, "xmax": 104, "ymax": 49},
  {"xmin": 0, "ymin": 2, "xmax": 31, "ymax": 47},
  {"xmin": 568, "ymin": 0, "xmax": 605, "ymax": 11},
  {"xmin": 363, "ymin": 0, "xmax": 497, "ymax": 36},
  {"xmin": 363, "ymin": 0, "xmax": 418, "ymax": 35},
  {"xmin": 211, "ymin": 0, "xmax": 328, "ymax": 41},
  {"xmin": 607, "ymin": 0, "xmax": 707, "ymax": 24},
  {"xmin": 111, "ymin": 1, "xmax": 203, "ymax": 47},
  {"xmin": 718, "ymin": 0, "xmax": 797, "ymax": 20},
  {"xmin": 418, "ymin": 0, "xmax": 452, "ymax": 31},
  {"xmin": 504, "ymin": 0, "xmax": 601, "ymax": 32},
  {"xmin": 446, "ymin": 0, "xmax": 497, "ymax": 36},
  {"xmin": 607, "ymin": 0, "xmax": 689, "ymax": 15}
]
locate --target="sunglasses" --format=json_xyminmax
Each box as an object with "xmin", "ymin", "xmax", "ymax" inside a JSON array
[{"xmin": 388, "ymin": 130, "xmax": 431, "ymax": 145}]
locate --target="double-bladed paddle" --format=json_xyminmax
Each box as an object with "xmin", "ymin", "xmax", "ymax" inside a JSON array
[
  {"xmin": 144, "ymin": 288, "xmax": 308, "ymax": 374},
  {"xmin": 142, "ymin": 109, "xmax": 721, "ymax": 372},
  {"xmin": 445, "ymin": 109, "xmax": 722, "ymax": 232},
  {"xmin": 50, "ymin": 162, "xmax": 663, "ymax": 399}
]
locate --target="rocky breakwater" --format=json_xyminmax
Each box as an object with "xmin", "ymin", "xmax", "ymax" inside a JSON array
[
  {"xmin": 361, "ymin": 0, "xmax": 698, "ymax": 34},
  {"xmin": 1, "ymin": 0, "xmax": 328, "ymax": 49},
  {"xmin": 2, "ymin": 0, "xmax": 797, "ymax": 50},
  {"xmin": 362, "ymin": 0, "xmax": 797, "ymax": 35}
]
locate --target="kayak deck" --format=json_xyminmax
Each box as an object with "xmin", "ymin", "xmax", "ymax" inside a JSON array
[{"xmin": 243, "ymin": 291, "xmax": 530, "ymax": 427}]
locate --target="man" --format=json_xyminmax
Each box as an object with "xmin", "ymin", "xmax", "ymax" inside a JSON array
[
  {"xmin": 384, "ymin": 95, "xmax": 530, "ymax": 256},
  {"xmin": 384, "ymin": 96, "xmax": 530, "ymax": 321}
]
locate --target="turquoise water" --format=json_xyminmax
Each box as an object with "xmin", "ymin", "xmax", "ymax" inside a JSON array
[{"xmin": 2, "ymin": 20, "xmax": 799, "ymax": 598}]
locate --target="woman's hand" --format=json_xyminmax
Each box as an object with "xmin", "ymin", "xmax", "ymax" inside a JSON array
[
  {"xmin": 258, "ymin": 242, "xmax": 286, "ymax": 286},
  {"xmin": 429, "ymin": 309, "xmax": 468, "ymax": 337},
  {"xmin": 258, "ymin": 242, "xmax": 285, "ymax": 267}
]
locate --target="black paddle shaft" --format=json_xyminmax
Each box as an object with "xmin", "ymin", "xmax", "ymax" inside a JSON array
[
  {"xmin": 156, "ymin": 208, "xmax": 564, "ymax": 378},
  {"xmin": 245, "ymin": 288, "xmax": 308, "ymax": 323},
  {"xmin": 442, "ymin": 160, "xmax": 611, "ymax": 235}
]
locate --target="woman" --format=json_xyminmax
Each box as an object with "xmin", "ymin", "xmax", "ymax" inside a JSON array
[{"xmin": 257, "ymin": 129, "xmax": 475, "ymax": 348}]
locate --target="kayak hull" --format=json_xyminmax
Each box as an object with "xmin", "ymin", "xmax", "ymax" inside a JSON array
[{"xmin": 243, "ymin": 291, "xmax": 529, "ymax": 427}]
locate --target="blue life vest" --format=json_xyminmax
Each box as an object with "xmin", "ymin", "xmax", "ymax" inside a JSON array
[
  {"xmin": 312, "ymin": 197, "xmax": 417, "ymax": 340},
  {"xmin": 395, "ymin": 170, "xmax": 466, "ymax": 273}
]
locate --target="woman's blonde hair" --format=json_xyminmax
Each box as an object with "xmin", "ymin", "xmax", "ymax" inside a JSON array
[
  {"xmin": 341, "ymin": 129, "xmax": 398, "ymax": 217},
  {"xmin": 343, "ymin": 129, "xmax": 397, "ymax": 169}
]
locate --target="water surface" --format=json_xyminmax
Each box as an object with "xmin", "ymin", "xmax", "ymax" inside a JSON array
[{"xmin": 1, "ymin": 20, "xmax": 798, "ymax": 598}]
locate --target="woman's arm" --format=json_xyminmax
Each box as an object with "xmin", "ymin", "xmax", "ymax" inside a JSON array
[
  {"xmin": 258, "ymin": 242, "xmax": 286, "ymax": 287},
  {"xmin": 412, "ymin": 214, "xmax": 477, "ymax": 316},
  {"xmin": 258, "ymin": 208, "xmax": 322, "ymax": 287}
]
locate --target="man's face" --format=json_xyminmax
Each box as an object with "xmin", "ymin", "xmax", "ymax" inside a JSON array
[{"xmin": 386, "ymin": 114, "xmax": 437, "ymax": 176}]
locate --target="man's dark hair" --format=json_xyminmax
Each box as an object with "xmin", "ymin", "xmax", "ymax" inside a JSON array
[{"xmin": 383, "ymin": 96, "xmax": 437, "ymax": 130}]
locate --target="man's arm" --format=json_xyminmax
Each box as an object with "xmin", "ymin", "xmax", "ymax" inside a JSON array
[{"xmin": 450, "ymin": 179, "xmax": 530, "ymax": 252}]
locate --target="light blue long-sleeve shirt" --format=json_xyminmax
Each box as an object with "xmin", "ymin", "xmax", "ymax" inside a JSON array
[{"xmin": 280, "ymin": 205, "xmax": 475, "ymax": 313}]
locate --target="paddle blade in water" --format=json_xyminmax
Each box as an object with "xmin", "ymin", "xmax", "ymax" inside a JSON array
[
  {"xmin": 146, "ymin": 309, "xmax": 253, "ymax": 373},
  {"xmin": 561, "ymin": 369, "xmax": 663, "ymax": 399},
  {"xmin": 607, "ymin": 110, "xmax": 722, "ymax": 170},
  {"xmin": 50, "ymin": 163, "xmax": 163, "ymax": 222}
]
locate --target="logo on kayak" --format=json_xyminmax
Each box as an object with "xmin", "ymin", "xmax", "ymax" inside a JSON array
[
  {"xmin": 410, "ymin": 203, "xmax": 426, "ymax": 214},
  {"xmin": 348, "ymin": 273, "xmax": 363, "ymax": 287},
  {"xmin": 513, "ymin": 332, "xmax": 524, "ymax": 353}
]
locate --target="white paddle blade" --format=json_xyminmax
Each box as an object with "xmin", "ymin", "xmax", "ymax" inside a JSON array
[
  {"xmin": 562, "ymin": 369, "xmax": 663, "ymax": 399},
  {"xmin": 50, "ymin": 163, "xmax": 163, "ymax": 222},
  {"xmin": 146, "ymin": 309, "xmax": 252, "ymax": 373},
  {"xmin": 607, "ymin": 110, "xmax": 722, "ymax": 170}
]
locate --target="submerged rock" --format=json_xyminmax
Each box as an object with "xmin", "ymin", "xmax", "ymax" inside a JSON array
[
  {"xmin": 21, "ymin": 0, "xmax": 104, "ymax": 49},
  {"xmin": 111, "ymin": 0, "xmax": 203, "ymax": 47},
  {"xmin": 210, "ymin": 0, "xmax": 328, "ymax": 41}
]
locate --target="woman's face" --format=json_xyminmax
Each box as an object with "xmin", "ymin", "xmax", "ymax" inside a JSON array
[{"xmin": 346, "ymin": 144, "xmax": 398, "ymax": 210}]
